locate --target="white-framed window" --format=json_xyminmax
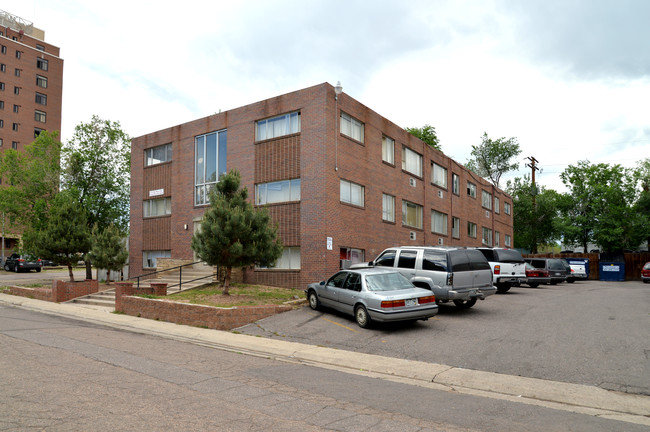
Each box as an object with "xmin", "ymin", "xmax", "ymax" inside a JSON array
[
  {"xmin": 382, "ymin": 135, "xmax": 394, "ymax": 164},
  {"xmin": 505, "ymin": 234, "xmax": 512, "ymax": 247},
  {"xmin": 468, "ymin": 221, "xmax": 477, "ymax": 238},
  {"xmin": 340, "ymin": 112, "xmax": 364, "ymax": 142},
  {"xmin": 145, "ymin": 143, "xmax": 172, "ymax": 166},
  {"xmin": 482, "ymin": 227, "xmax": 493, "ymax": 246},
  {"xmin": 260, "ymin": 247, "xmax": 301, "ymax": 270},
  {"xmin": 452, "ymin": 173, "xmax": 460, "ymax": 195},
  {"xmin": 402, "ymin": 147, "xmax": 422, "ymax": 177},
  {"xmin": 340, "ymin": 179, "xmax": 364, "ymax": 206},
  {"xmin": 143, "ymin": 197, "xmax": 171, "ymax": 218},
  {"xmin": 35, "ymin": 92, "xmax": 47, "ymax": 106},
  {"xmin": 504, "ymin": 202, "xmax": 512, "ymax": 215},
  {"xmin": 467, "ymin": 181, "xmax": 477, "ymax": 198},
  {"xmin": 34, "ymin": 110, "xmax": 46, "ymax": 123},
  {"xmin": 452, "ymin": 217, "xmax": 460, "ymax": 238},
  {"xmin": 431, "ymin": 210, "xmax": 448, "ymax": 235},
  {"xmin": 495, "ymin": 231, "xmax": 500, "ymax": 246},
  {"xmin": 255, "ymin": 111, "xmax": 300, "ymax": 141},
  {"xmin": 255, "ymin": 178, "xmax": 300, "ymax": 205},
  {"xmin": 195, "ymin": 130, "xmax": 227, "ymax": 206},
  {"xmin": 482, "ymin": 190, "xmax": 492, "ymax": 210},
  {"xmin": 382, "ymin": 193, "xmax": 395, "ymax": 222},
  {"xmin": 36, "ymin": 75, "xmax": 47, "ymax": 88},
  {"xmin": 143, "ymin": 250, "xmax": 170, "ymax": 268},
  {"xmin": 36, "ymin": 58, "xmax": 48, "ymax": 71},
  {"xmin": 432, "ymin": 162, "xmax": 448, "ymax": 188},
  {"xmin": 494, "ymin": 197, "xmax": 500, "ymax": 214},
  {"xmin": 402, "ymin": 200, "xmax": 423, "ymax": 229}
]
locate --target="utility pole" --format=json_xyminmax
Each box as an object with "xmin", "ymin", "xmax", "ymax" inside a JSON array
[{"xmin": 526, "ymin": 157, "xmax": 540, "ymax": 208}]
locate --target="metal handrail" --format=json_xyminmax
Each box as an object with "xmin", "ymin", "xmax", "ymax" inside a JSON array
[{"xmin": 128, "ymin": 261, "xmax": 219, "ymax": 292}]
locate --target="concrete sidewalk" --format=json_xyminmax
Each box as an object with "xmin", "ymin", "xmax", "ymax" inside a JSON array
[{"xmin": 1, "ymin": 293, "xmax": 648, "ymax": 427}]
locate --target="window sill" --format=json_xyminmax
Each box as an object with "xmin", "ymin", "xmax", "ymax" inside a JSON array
[
  {"xmin": 382, "ymin": 219, "xmax": 396, "ymax": 225},
  {"xmin": 340, "ymin": 201, "xmax": 365, "ymax": 210},
  {"xmin": 401, "ymin": 170, "xmax": 423, "ymax": 180},
  {"xmin": 402, "ymin": 225, "xmax": 424, "ymax": 232},
  {"xmin": 143, "ymin": 214, "xmax": 172, "ymax": 220},
  {"xmin": 381, "ymin": 160, "xmax": 395, "ymax": 168},
  {"xmin": 255, "ymin": 200, "xmax": 300, "ymax": 208},
  {"xmin": 255, "ymin": 132, "xmax": 300, "ymax": 145},
  {"xmin": 340, "ymin": 133, "xmax": 365, "ymax": 146},
  {"xmin": 144, "ymin": 160, "xmax": 172, "ymax": 169},
  {"xmin": 431, "ymin": 183, "xmax": 448, "ymax": 191}
]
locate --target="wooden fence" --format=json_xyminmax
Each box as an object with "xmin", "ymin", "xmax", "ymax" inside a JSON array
[{"xmin": 522, "ymin": 252, "xmax": 650, "ymax": 281}]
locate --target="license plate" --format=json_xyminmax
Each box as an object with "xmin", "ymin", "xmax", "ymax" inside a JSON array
[{"xmin": 405, "ymin": 298, "xmax": 417, "ymax": 307}]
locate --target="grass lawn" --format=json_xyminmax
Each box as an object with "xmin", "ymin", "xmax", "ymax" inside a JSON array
[{"xmin": 163, "ymin": 283, "xmax": 303, "ymax": 308}]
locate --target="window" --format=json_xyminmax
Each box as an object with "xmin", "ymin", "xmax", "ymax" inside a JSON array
[
  {"xmin": 34, "ymin": 128, "xmax": 43, "ymax": 138},
  {"xmin": 402, "ymin": 147, "xmax": 422, "ymax": 177},
  {"xmin": 145, "ymin": 143, "xmax": 172, "ymax": 166},
  {"xmin": 0, "ymin": 64, "xmax": 4, "ymax": 72},
  {"xmin": 340, "ymin": 112, "xmax": 364, "ymax": 142},
  {"xmin": 12, "ymin": 122, "xmax": 18, "ymax": 131},
  {"xmin": 504, "ymin": 202, "xmax": 512, "ymax": 215},
  {"xmin": 467, "ymin": 181, "xmax": 477, "ymax": 198},
  {"xmin": 143, "ymin": 250, "xmax": 170, "ymax": 268},
  {"xmin": 431, "ymin": 162, "xmax": 448, "ymax": 188},
  {"xmin": 14, "ymin": 68, "xmax": 20, "ymax": 77},
  {"xmin": 261, "ymin": 247, "xmax": 301, "ymax": 270},
  {"xmin": 35, "ymin": 93, "xmax": 47, "ymax": 106},
  {"xmin": 382, "ymin": 193, "xmax": 395, "ymax": 222},
  {"xmin": 482, "ymin": 227, "xmax": 493, "ymax": 246},
  {"xmin": 0, "ymin": 119, "xmax": 3, "ymax": 127},
  {"xmin": 0, "ymin": 138, "xmax": 2, "ymax": 147},
  {"xmin": 340, "ymin": 247, "xmax": 364, "ymax": 266},
  {"xmin": 494, "ymin": 197, "xmax": 500, "ymax": 214},
  {"xmin": 12, "ymin": 104, "xmax": 18, "ymax": 113},
  {"xmin": 431, "ymin": 210, "xmax": 448, "ymax": 235},
  {"xmin": 34, "ymin": 110, "xmax": 46, "ymax": 123},
  {"xmin": 482, "ymin": 190, "xmax": 492, "ymax": 210},
  {"xmin": 36, "ymin": 75, "xmax": 47, "ymax": 88},
  {"xmin": 382, "ymin": 136, "xmax": 394, "ymax": 164},
  {"xmin": 452, "ymin": 217, "xmax": 460, "ymax": 238},
  {"xmin": 143, "ymin": 197, "xmax": 172, "ymax": 218},
  {"xmin": 13, "ymin": 86, "xmax": 19, "ymax": 94},
  {"xmin": 402, "ymin": 200, "xmax": 423, "ymax": 229},
  {"xmin": 375, "ymin": 249, "xmax": 396, "ymax": 267},
  {"xmin": 11, "ymin": 141, "xmax": 18, "ymax": 149},
  {"xmin": 495, "ymin": 231, "xmax": 500, "ymax": 247},
  {"xmin": 397, "ymin": 250, "xmax": 418, "ymax": 269},
  {"xmin": 505, "ymin": 234, "xmax": 512, "ymax": 247},
  {"xmin": 0, "ymin": 101, "xmax": 3, "ymax": 109},
  {"xmin": 255, "ymin": 178, "xmax": 300, "ymax": 205},
  {"xmin": 195, "ymin": 130, "xmax": 227, "ymax": 206},
  {"xmin": 15, "ymin": 50, "xmax": 21, "ymax": 59},
  {"xmin": 467, "ymin": 221, "xmax": 477, "ymax": 238},
  {"xmin": 36, "ymin": 58, "xmax": 48, "ymax": 71},
  {"xmin": 255, "ymin": 111, "xmax": 300, "ymax": 141},
  {"xmin": 36, "ymin": 44, "xmax": 45, "ymax": 51},
  {"xmin": 0, "ymin": 82, "xmax": 4, "ymax": 90},
  {"xmin": 0, "ymin": 45, "xmax": 5, "ymax": 54},
  {"xmin": 340, "ymin": 179, "xmax": 364, "ymax": 206}
]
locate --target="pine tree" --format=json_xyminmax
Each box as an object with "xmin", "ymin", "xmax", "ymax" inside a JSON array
[
  {"xmin": 87, "ymin": 223, "xmax": 129, "ymax": 283},
  {"xmin": 191, "ymin": 169, "xmax": 283, "ymax": 294}
]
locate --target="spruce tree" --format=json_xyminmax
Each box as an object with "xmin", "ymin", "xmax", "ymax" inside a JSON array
[
  {"xmin": 87, "ymin": 223, "xmax": 129, "ymax": 283},
  {"xmin": 191, "ymin": 169, "xmax": 283, "ymax": 294}
]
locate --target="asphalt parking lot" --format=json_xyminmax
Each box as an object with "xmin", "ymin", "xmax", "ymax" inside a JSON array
[{"xmin": 237, "ymin": 280, "xmax": 650, "ymax": 396}]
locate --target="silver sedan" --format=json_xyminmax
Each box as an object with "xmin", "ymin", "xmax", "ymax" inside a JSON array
[{"xmin": 305, "ymin": 268, "xmax": 438, "ymax": 328}]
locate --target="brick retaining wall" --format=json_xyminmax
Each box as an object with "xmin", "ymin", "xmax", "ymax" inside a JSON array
[
  {"xmin": 7, "ymin": 286, "xmax": 52, "ymax": 301},
  {"xmin": 8, "ymin": 279, "xmax": 100, "ymax": 303}
]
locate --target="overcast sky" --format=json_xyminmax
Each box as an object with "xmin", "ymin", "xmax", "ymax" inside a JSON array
[{"xmin": 5, "ymin": 0, "xmax": 649, "ymax": 192}]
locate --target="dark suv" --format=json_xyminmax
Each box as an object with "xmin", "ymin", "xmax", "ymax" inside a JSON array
[
  {"xmin": 355, "ymin": 246, "xmax": 496, "ymax": 309},
  {"xmin": 524, "ymin": 258, "xmax": 567, "ymax": 285},
  {"xmin": 4, "ymin": 254, "xmax": 42, "ymax": 273}
]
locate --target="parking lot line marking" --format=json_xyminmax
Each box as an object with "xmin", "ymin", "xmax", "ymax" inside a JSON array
[{"xmin": 322, "ymin": 317, "xmax": 360, "ymax": 333}]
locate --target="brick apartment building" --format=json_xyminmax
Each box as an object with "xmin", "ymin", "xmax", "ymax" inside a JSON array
[
  {"xmin": 0, "ymin": 10, "xmax": 63, "ymax": 258},
  {"xmin": 130, "ymin": 82, "xmax": 514, "ymax": 288}
]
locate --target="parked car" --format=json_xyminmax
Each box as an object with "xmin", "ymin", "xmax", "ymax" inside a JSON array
[
  {"xmin": 642, "ymin": 262, "xmax": 650, "ymax": 284},
  {"xmin": 352, "ymin": 246, "xmax": 496, "ymax": 309},
  {"xmin": 305, "ymin": 268, "xmax": 439, "ymax": 328},
  {"xmin": 3, "ymin": 254, "xmax": 42, "ymax": 273},
  {"xmin": 524, "ymin": 258, "xmax": 567, "ymax": 285},
  {"xmin": 565, "ymin": 258, "xmax": 589, "ymax": 282},
  {"xmin": 477, "ymin": 247, "xmax": 526, "ymax": 293},
  {"xmin": 523, "ymin": 262, "xmax": 551, "ymax": 287}
]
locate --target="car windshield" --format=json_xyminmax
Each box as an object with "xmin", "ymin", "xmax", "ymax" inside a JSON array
[{"xmin": 365, "ymin": 273, "xmax": 414, "ymax": 291}]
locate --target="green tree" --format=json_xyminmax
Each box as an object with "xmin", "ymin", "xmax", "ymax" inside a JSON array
[
  {"xmin": 0, "ymin": 131, "xmax": 61, "ymax": 231},
  {"xmin": 405, "ymin": 124, "xmax": 441, "ymax": 150},
  {"xmin": 61, "ymin": 115, "xmax": 131, "ymax": 279},
  {"xmin": 87, "ymin": 223, "xmax": 129, "ymax": 283},
  {"xmin": 191, "ymin": 170, "xmax": 283, "ymax": 294},
  {"xmin": 636, "ymin": 158, "xmax": 650, "ymax": 250},
  {"xmin": 559, "ymin": 160, "xmax": 645, "ymax": 253},
  {"xmin": 23, "ymin": 191, "xmax": 91, "ymax": 281},
  {"xmin": 506, "ymin": 176, "xmax": 561, "ymax": 253},
  {"xmin": 466, "ymin": 132, "xmax": 521, "ymax": 189}
]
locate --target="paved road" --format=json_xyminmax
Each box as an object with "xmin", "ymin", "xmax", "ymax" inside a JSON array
[
  {"xmin": 237, "ymin": 280, "xmax": 650, "ymax": 395},
  {"xmin": 1, "ymin": 303, "xmax": 647, "ymax": 431},
  {"xmin": 0, "ymin": 268, "xmax": 88, "ymax": 286}
]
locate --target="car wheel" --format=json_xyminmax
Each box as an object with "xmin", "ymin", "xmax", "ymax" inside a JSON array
[
  {"xmin": 566, "ymin": 278, "xmax": 575, "ymax": 283},
  {"xmin": 528, "ymin": 283, "xmax": 539, "ymax": 288},
  {"xmin": 496, "ymin": 283, "xmax": 511, "ymax": 294},
  {"xmin": 36, "ymin": 267, "xmax": 42, "ymax": 273},
  {"xmin": 453, "ymin": 298, "xmax": 477, "ymax": 309},
  {"xmin": 14, "ymin": 265, "xmax": 19, "ymax": 273},
  {"xmin": 307, "ymin": 290, "xmax": 320, "ymax": 310},
  {"xmin": 354, "ymin": 305, "xmax": 371, "ymax": 328},
  {"xmin": 3, "ymin": 264, "xmax": 9, "ymax": 272},
  {"xmin": 550, "ymin": 280, "xmax": 557, "ymax": 285}
]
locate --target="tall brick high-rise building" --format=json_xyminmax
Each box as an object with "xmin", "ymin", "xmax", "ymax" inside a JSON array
[
  {"xmin": 0, "ymin": 10, "xmax": 63, "ymax": 259},
  {"xmin": 130, "ymin": 82, "xmax": 514, "ymax": 288}
]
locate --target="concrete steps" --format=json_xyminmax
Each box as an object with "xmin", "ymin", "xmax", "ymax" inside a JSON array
[{"xmin": 68, "ymin": 288, "xmax": 116, "ymax": 309}]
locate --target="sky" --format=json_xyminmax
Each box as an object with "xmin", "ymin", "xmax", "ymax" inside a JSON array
[{"xmin": 3, "ymin": 0, "xmax": 649, "ymax": 192}]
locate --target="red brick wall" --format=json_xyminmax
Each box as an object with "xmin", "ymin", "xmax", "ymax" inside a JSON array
[
  {"xmin": 51, "ymin": 279, "xmax": 99, "ymax": 303},
  {"xmin": 118, "ymin": 296, "xmax": 292, "ymax": 330},
  {"xmin": 7, "ymin": 285, "xmax": 52, "ymax": 301}
]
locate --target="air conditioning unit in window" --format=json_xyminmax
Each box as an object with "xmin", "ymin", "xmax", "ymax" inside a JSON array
[
  {"xmin": 340, "ymin": 259, "xmax": 352, "ymax": 269},
  {"xmin": 409, "ymin": 178, "xmax": 417, "ymax": 187},
  {"xmin": 438, "ymin": 190, "xmax": 444, "ymax": 198},
  {"xmin": 438, "ymin": 238, "xmax": 444, "ymax": 245},
  {"xmin": 409, "ymin": 231, "xmax": 416, "ymax": 240}
]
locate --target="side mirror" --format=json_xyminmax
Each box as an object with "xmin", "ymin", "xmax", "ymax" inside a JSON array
[
  {"xmin": 368, "ymin": 261, "xmax": 374, "ymax": 267},
  {"xmin": 319, "ymin": 281, "xmax": 325, "ymax": 285}
]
